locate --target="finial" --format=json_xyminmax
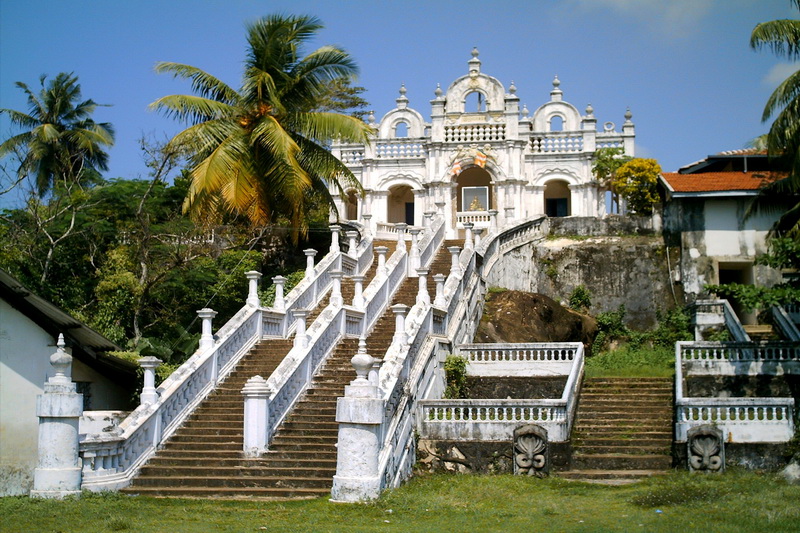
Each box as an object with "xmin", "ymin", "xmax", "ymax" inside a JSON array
[
  {"xmin": 624, "ymin": 107, "xmax": 633, "ymax": 122},
  {"xmin": 522, "ymin": 104, "xmax": 529, "ymax": 118},
  {"xmin": 368, "ymin": 110, "xmax": 376, "ymax": 124},
  {"xmin": 396, "ymin": 83, "xmax": 409, "ymax": 109},
  {"xmin": 585, "ymin": 103, "xmax": 594, "ymax": 116},
  {"xmin": 350, "ymin": 336, "xmax": 374, "ymax": 382},
  {"xmin": 49, "ymin": 333, "xmax": 72, "ymax": 383},
  {"xmin": 468, "ymin": 47, "xmax": 481, "ymax": 74},
  {"xmin": 550, "ymin": 76, "xmax": 563, "ymax": 102},
  {"xmin": 471, "ymin": 47, "xmax": 479, "ymax": 58},
  {"xmin": 399, "ymin": 83, "xmax": 407, "ymax": 97},
  {"xmin": 509, "ymin": 80, "xmax": 517, "ymax": 94},
  {"xmin": 435, "ymin": 83, "xmax": 443, "ymax": 98},
  {"xmin": 552, "ymin": 75, "xmax": 561, "ymax": 89}
]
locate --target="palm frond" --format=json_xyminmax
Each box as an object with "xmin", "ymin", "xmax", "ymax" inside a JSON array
[
  {"xmin": 286, "ymin": 111, "xmax": 371, "ymax": 145},
  {"xmin": 762, "ymin": 67, "xmax": 800, "ymax": 121},
  {"xmin": 751, "ymin": 19, "xmax": 800, "ymax": 60},
  {"xmin": 150, "ymin": 94, "xmax": 234, "ymax": 124},
  {"xmin": 154, "ymin": 62, "xmax": 238, "ymax": 104}
]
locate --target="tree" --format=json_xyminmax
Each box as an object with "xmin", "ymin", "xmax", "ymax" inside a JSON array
[
  {"xmin": 592, "ymin": 147, "xmax": 631, "ymax": 213},
  {"xmin": 750, "ymin": 1, "xmax": 800, "ymax": 238},
  {"xmin": 612, "ymin": 158, "xmax": 662, "ymax": 216},
  {"xmin": 0, "ymin": 72, "xmax": 114, "ymax": 197},
  {"xmin": 151, "ymin": 14, "xmax": 372, "ymax": 241}
]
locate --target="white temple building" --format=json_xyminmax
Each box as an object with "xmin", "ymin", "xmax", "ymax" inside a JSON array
[{"xmin": 331, "ymin": 48, "xmax": 635, "ymax": 238}]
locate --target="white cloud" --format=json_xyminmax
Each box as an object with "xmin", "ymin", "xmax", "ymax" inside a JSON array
[
  {"xmin": 764, "ymin": 62, "xmax": 800, "ymax": 87},
  {"xmin": 567, "ymin": 0, "xmax": 714, "ymax": 39}
]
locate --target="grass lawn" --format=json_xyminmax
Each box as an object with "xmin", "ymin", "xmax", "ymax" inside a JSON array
[{"xmin": 2, "ymin": 470, "xmax": 798, "ymax": 532}]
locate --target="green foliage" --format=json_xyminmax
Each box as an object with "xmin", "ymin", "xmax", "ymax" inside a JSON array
[
  {"xmin": 443, "ymin": 355, "xmax": 469, "ymax": 399},
  {"xmin": 613, "ymin": 158, "xmax": 662, "ymax": 216},
  {"xmin": 706, "ymin": 237, "xmax": 800, "ymax": 311},
  {"xmin": 585, "ymin": 345, "xmax": 675, "ymax": 378},
  {"xmin": 568, "ymin": 285, "xmax": 592, "ymax": 312},
  {"xmin": 592, "ymin": 147, "xmax": 631, "ymax": 211},
  {"xmin": 259, "ymin": 268, "xmax": 306, "ymax": 307},
  {"xmin": 592, "ymin": 305, "xmax": 628, "ymax": 352},
  {"xmin": 487, "ymin": 286, "xmax": 507, "ymax": 294}
]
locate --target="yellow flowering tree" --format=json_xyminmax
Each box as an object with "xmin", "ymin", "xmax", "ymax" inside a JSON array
[{"xmin": 612, "ymin": 158, "xmax": 662, "ymax": 216}]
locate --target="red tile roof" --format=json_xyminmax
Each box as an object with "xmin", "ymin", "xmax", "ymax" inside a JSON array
[{"xmin": 661, "ymin": 171, "xmax": 778, "ymax": 193}]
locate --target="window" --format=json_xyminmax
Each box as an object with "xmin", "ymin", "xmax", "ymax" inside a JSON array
[
  {"xmin": 465, "ymin": 91, "xmax": 486, "ymax": 112},
  {"xmin": 462, "ymin": 186, "xmax": 489, "ymax": 212},
  {"xmin": 394, "ymin": 121, "xmax": 408, "ymax": 138},
  {"xmin": 549, "ymin": 115, "xmax": 564, "ymax": 131}
]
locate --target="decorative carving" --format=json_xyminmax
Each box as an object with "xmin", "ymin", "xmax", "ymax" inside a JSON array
[
  {"xmin": 513, "ymin": 424, "xmax": 549, "ymax": 477},
  {"xmin": 687, "ymin": 425, "xmax": 724, "ymax": 473}
]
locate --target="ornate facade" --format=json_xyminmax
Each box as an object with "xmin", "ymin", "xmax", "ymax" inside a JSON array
[{"xmin": 332, "ymin": 49, "xmax": 635, "ymax": 238}]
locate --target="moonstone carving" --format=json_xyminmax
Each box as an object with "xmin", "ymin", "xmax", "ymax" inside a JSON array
[
  {"xmin": 687, "ymin": 425, "xmax": 724, "ymax": 472},
  {"xmin": 513, "ymin": 424, "xmax": 549, "ymax": 477}
]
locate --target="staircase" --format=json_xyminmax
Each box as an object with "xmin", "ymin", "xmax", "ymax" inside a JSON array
[
  {"xmin": 124, "ymin": 239, "xmax": 456, "ymax": 498},
  {"xmin": 743, "ymin": 324, "xmax": 779, "ymax": 341},
  {"xmin": 560, "ymin": 377, "xmax": 673, "ymax": 484}
]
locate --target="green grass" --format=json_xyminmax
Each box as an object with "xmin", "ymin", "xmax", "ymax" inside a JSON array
[
  {"xmin": 586, "ymin": 345, "xmax": 675, "ymax": 378},
  {"xmin": 2, "ymin": 470, "xmax": 798, "ymax": 532}
]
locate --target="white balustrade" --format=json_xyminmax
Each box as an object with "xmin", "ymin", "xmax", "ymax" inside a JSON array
[
  {"xmin": 444, "ymin": 123, "xmax": 506, "ymax": 143},
  {"xmin": 375, "ymin": 140, "xmax": 427, "ymax": 159}
]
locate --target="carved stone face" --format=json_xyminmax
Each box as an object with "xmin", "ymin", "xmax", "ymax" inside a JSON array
[
  {"xmin": 687, "ymin": 425, "xmax": 724, "ymax": 473},
  {"xmin": 513, "ymin": 424, "xmax": 549, "ymax": 477}
]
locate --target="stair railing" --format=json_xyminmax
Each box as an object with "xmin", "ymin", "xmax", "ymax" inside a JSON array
[
  {"xmin": 478, "ymin": 215, "xmax": 548, "ymax": 278},
  {"xmin": 690, "ymin": 299, "xmax": 750, "ymax": 342},
  {"xmin": 772, "ymin": 305, "xmax": 800, "ymax": 341},
  {"xmin": 674, "ymin": 340, "xmax": 797, "ymax": 443}
]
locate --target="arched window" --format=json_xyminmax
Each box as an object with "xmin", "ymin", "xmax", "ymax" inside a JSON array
[
  {"xmin": 394, "ymin": 121, "xmax": 408, "ymax": 138},
  {"xmin": 464, "ymin": 91, "xmax": 486, "ymax": 113},
  {"xmin": 549, "ymin": 115, "xmax": 564, "ymax": 132}
]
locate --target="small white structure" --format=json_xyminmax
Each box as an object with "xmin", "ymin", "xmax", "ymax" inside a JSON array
[
  {"xmin": 332, "ymin": 48, "xmax": 635, "ymax": 237},
  {"xmin": 0, "ymin": 269, "xmax": 136, "ymax": 496}
]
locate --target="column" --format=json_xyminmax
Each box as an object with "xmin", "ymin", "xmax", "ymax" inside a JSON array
[
  {"xmin": 463, "ymin": 222, "xmax": 474, "ymax": 250},
  {"xmin": 272, "ymin": 276, "xmax": 287, "ymax": 311},
  {"xmin": 423, "ymin": 211, "xmax": 435, "ymax": 229},
  {"xmin": 138, "ymin": 356, "xmax": 162, "ymax": 406},
  {"xmin": 361, "ymin": 214, "xmax": 372, "ymax": 236},
  {"xmin": 245, "ymin": 270, "xmax": 262, "ymax": 307},
  {"xmin": 416, "ymin": 268, "xmax": 430, "ymax": 306},
  {"xmin": 408, "ymin": 228, "xmax": 421, "ymax": 274},
  {"xmin": 351, "ymin": 275, "xmax": 366, "ymax": 309},
  {"xmin": 448, "ymin": 246, "xmax": 462, "ymax": 275},
  {"xmin": 473, "ymin": 228, "xmax": 484, "ymax": 248},
  {"xmin": 433, "ymin": 274, "xmax": 447, "ymax": 307},
  {"xmin": 330, "ymin": 270, "xmax": 344, "ymax": 307},
  {"xmin": 292, "ymin": 309, "xmax": 309, "ymax": 348},
  {"xmin": 330, "ymin": 224, "xmax": 341, "ymax": 254},
  {"xmin": 242, "ymin": 376, "xmax": 273, "ymax": 457},
  {"xmin": 304, "ymin": 249, "xmax": 317, "ymax": 278},
  {"xmin": 489, "ymin": 209, "xmax": 499, "ymax": 231},
  {"xmin": 330, "ymin": 342, "xmax": 384, "ymax": 502},
  {"xmin": 375, "ymin": 246, "xmax": 389, "ymax": 276},
  {"xmin": 31, "ymin": 334, "xmax": 83, "ymax": 499},
  {"xmin": 391, "ymin": 304, "xmax": 410, "ymax": 346},
  {"xmin": 197, "ymin": 308, "xmax": 218, "ymax": 350},
  {"xmin": 346, "ymin": 231, "xmax": 359, "ymax": 258},
  {"xmin": 394, "ymin": 223, "xmax": 407, "ymax": 253}
]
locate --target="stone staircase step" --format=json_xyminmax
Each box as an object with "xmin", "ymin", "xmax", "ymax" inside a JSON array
[
  {"xmin": 124, "ymin": 486, "xmax": 331, "ymax": 499},
  {"xmin": 571, "ymin": 453, "xmax": 672, "ymax": 470}
]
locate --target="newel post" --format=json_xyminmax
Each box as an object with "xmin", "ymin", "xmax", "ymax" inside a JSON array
[
  {"xmin": 272, "ymin": 276, "xmax": 287, "ymax": 311},
  {"xmin": 138, "ymin": 356, "xmax": 162, "ymax": 406},
  {"xmin": 473, "ymin": 227, "xmax": 484, "ymax": 248},
  {"xmin": 330, "ymin": 224, "xmax": 342, "ymax": 253},
  {"xmin": 198, "ymin": 308, "xmax": 218, "ymax": 350},
  {"xmin": 448, "ymin": 246, "xmax": 462, "ymax": 276},
  {"xmin": 292, "ymin": 309, "xmax": 309, "ymax": 348},
  {"xmin": 304, "ymin": 249, "xmax": 317, "ymax": 278},
  {"xmin": 416, "ymin": 268, "xmax": 430, "ymax": 306},
  {"xmin": 31, "ymin": 335, "xmax": 83, "ymax": 499},
  {"xmin": 433, "ymin": 273, "xmax": 447, "ymax": 307},
  {"xmin": 330, "ymin": 270, "xmax": 344, "ymax": 307},
  {"xmin": 245, "ymin": 270, "xmax": 262, "ymax": 307},
  {"xmin": 352, "ymin": 275, "xmax": 366, "ymax": 309},
  {"xmin": 408, "ymin": 228, "xmax": 421, "ymax": 275},
  {"xmin": 346, "ymin": 230, "xmax": 359, "ymax": 258},
  {"xmin": 463, "ymin": 222, "xmax": 474, "ymax": 250},
  {"xmin": 331, "ymin": 340, "xmax": 384, "ymax": 502},
  {"xmin": 423, "ymin": 211, "xmax": 435, "ymax": 228},
  {"xmin": 489, "ymin": 209, "xmax": 499, "ymax": 231},
  {"xmin": 375, "ymin": 246, "xmax": 389, "ymax": 276},
  {"xmin": 395, "ymin": 223, "xmax": 408, "ymax": 253},
  {"xmin": 391, "ymin": 304, "xmax": 410, "ymax": 347},
  {"xmin": 242, "ymin": 375, "xmax": 273, "ymax": 457}
]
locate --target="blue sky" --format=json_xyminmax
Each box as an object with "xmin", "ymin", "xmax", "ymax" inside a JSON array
[{"xmin": 0, "ymin": 0, "xmax": 795, "ymax": 201}]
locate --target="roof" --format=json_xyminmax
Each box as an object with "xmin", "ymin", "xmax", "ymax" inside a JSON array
[
  {"xmin": 660, "ymin": 171, "xmax": 778, "ymax": 195},
  {"xmin": 0, "ymin": 269, "xmax": 137, "ymax": 378}
]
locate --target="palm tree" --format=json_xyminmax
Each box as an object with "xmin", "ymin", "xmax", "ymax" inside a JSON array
[
  {"xmin": 151, "ymin": 14, "xmax": 372, "ymax": 239},
  {"xmin": 751, "ymin": 1, "xmax": 800, "ymax": 237},
  {"xmin": 0, "ymin": 72, "xmax": 115, "ymax": 196}
]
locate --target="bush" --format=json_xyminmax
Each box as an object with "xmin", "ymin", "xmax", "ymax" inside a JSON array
[
  {"xmin": 568, "ymin": 285, "xmax": 592, "ymax": 312},
  {"xmin": 443, "ymin": 355, "xmax": 469, "ymax": 399},
  {"xmin": 259, "ymin": 269, "xmax": 306, "ymax": 306}
]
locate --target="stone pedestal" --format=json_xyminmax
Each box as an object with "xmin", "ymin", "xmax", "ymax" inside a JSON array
[
  {"xmin": 197, "ymin": 308, "xmax": 218, "ymax": 350},
  {"xmin": 242, "ymin": 376, "xmax": 273, "ymax": 457},
  {"xmin": 245, "ymin": 270, "xmax": 262, "ymax": 307},
  {"xmin": 304, "ymin": 249, "xmax": 317, "ymax": 278},
  {"xmin": 31, "ymin": 335, "xmax": 83, "ymax": 499},
  {"xmin": 138, "ymin": 356, "xmax": 162, "ymax": 406},
  {"xmin": 271, "ymin": 276, "xmax": 287, "ymax": 311}
]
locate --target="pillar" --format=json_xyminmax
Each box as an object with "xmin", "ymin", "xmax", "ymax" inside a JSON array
[
  {"xmin": 197, "ymin": 308, "xmax": 218, "ymax": 350},
  {"xmin": 351, "ymin": 275, "xmax": 366, "ymax": 309},
  {"xmin": 31, "ymin": 334, "xmax": 83, "ymax": 499},
  {"xmin": 242, "ymin": 375, "xmax": 273, "ymax": 457},
  {"xmin": 245, "ymin": 270, "xmax": 262, "ymax": 307},
  {"xmin": 330, "ymin": 224, "xmax": 341, "ymax": 253},
  {"xmin": 423, "ymin": 211, "xmax": 435, "ymax": 228},
  {"xmin": 448, "ymin": 246, "xmax": 462, "ymax": 275},
  {"xmin": 408, "ymin": 228, "xmax": 421, "ymax": 274},
  {"xmin": 489, "ymin": 209, "xmax": 499, "ymax": 231},
  {"xmin": 375, "ymin": 246, "xmax": 389, "ymax": 276},
  {"xmin": 395, "ymin": 223, "xmax": 407, "ymax": 253},
  {"xmin": 304, "ymin": 249, "xmax": 317, "ymax": 278},
  {"xmin": 138, "ymin": 356, "xmax": 162, "ymax": 406},
  {"xmin": 362, "ymin": 214, "xmax": 372, "ymax": 235},
  {"xmin": 346, "ymin": 231, "xmax": 359, "ymax": 258},
  {"xmin": 271, "ymin": 276, "xmax": 287, "ymax": 311},
  {"xmin": 463, "ymin": 222, "xmax": 474, "ymax": 250},
  {"xmin": 433, "ymin": 273, "xmax": 447, "ymax": 307},
  {"xmin": 473, "ymin": 227, "xmax": 484, "ymax": 248},
  {"xmin": 330, "ymin": 270, "xmax": 344, "ymax": 307},
  {"xmin": 391, "ymin": 304, "xmax": 410, "ymax": 346},
  {"xmin": 292, "ymin": 309, "xmax": 309, "ymax": 348},
  {"xmin": 331, "ymin": 341, "xmax": 384, "ymax": 502},
  {"xmin": 416, "ymin": 268, "xmax": 430, "ymax": 306}
]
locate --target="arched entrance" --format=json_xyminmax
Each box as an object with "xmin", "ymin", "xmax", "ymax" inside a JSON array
[
  {"xmin": 387, "ymin": 185, "xmax": 415, "ymax": 225},
  {"xmin": 544, "ymin": 180, "xmax": 571, "ymax": 217},
  {"xmin": 456, "ymin": 167, "xmax": 492, "ymax": 212},
  {"xmin": 345, "ymin": 190, "xmax": 358, "ymax": 221}
]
